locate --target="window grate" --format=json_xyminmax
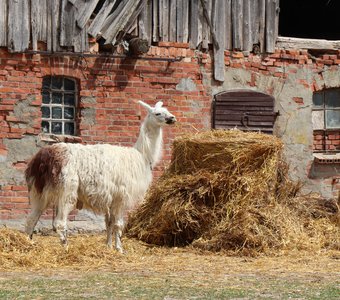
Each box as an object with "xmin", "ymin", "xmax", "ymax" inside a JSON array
[{"xmin": 41, "ymin": 76, "xmax": 77, "ymax": 136}]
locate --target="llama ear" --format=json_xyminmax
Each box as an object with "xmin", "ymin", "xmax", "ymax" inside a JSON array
[
  {"xmin": 155, "ymin": 101, "xmax": 163, "ymax": 108},
  {"xmin": 138, "ymin": 100, "xmax": 152, "ymax": 112}
]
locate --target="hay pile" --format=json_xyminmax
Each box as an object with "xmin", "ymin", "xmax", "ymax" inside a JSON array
[{"xmin": 127, "ymin": 130, "xmax": 340, "ymax": 254}]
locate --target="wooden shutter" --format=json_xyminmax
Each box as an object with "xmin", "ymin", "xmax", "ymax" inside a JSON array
[{"xmin": 212, "ymin": 90, "xmax": 279, "ymax": 134}]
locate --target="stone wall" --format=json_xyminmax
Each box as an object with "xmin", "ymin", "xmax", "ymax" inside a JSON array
[{"xmin": 1, "ymin": 43, "xmax": 339, "ymax": 227}]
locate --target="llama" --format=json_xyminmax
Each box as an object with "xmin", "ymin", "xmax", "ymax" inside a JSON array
[{"xmin": 25, "ymin": 101, "xmax": 176, "ymax": 252}]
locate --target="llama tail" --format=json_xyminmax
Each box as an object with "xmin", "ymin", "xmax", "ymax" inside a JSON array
[{"xmin": 25, "ymin": 144, "xmax": 68, "ymax": 194}]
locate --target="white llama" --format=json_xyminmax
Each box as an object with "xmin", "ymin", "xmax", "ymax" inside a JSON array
[{"xmin": 25, "ymin": 101, "xmax": 176, "ymax": 252}]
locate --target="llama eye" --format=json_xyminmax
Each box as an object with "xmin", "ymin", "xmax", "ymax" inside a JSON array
[{"xmin": 155, "ymin": 113, "xmax": 161, "ymax": 116}]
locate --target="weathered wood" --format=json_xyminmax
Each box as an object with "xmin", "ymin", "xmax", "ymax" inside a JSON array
[
  {"xmin": 189, "ymin": 0, "xmax": 198, "ymax": 48},
  {"xmin": 31, "ymin": 0, "xmax": 48, "ymax": 51},
  {"xmin": 258, "ymin": 0, "xmax": 266, "ymax": 53},
  {"xmin": 47, "ymin": 0, "xmax": 62, "ymax": 52},
  {"xmin": 138, "ymin": 0, "xmax": 152, "ymax": 43},
  {"xmin": 225, "ymin": 0, "xmax": 232, "ymax": 50},
  {"xmin": 88, "ymin": 0, "xmax": 117, "ymax": 37},
  {"xmin": 60, "ymin": 0, "xmax": 76, "ymax": 47},
  {"xmin": 74, "ymin": 0, "xmax": 100, "ymax": 29},
  {"xmin": 250, "ymin": 0, "xmax": 260, "ymax": 50},
  {"xmin": 276, "ymin": 36, "xmax": 340, "ymax": 50},
  {"xmin": 265, "ymin": 0, "xmax": 279, "ymax": 53},
  {"xmin": 121, "ymin": 0, "xmax": 148, "ymax": 35},
  {"xmin": 8, "ymin": 0, "xmax": 30, "ymax": 52},
  {"xmin": 176, "ymin": 0, "xmax": 189, "ymax": 43},
  {"xmin": 101, "ymin": 0, "xmax": 126, "ymax": 36},
  {"xmin": 212, "ymin": 0, "xmax": 225, "ymax": 82},
  {"xmin": 232, "ymin": 0, "xmax": 243, "ymax": 50},
  {"xmin": 169, "ymin": 0, "xmax": 177, "ymax": 41},
  {"xmin": 0, "ymin": 0, "xmax": 7, "ymax": 46},
  {"xmin": 102, "ymin": 0, "xmax": 140, "ymax": 45},
  {"xmin": 73, "ymin": 25, "xmax": 89, "ymax": 52},
  {"xmin": 200, "ymin": 0, "xmax": 218, "ymax": 50},
  {"xmin": 161, "ymin": 0, "xmax": 169, "ymax": 42},
  {"xmin": 243, "ymin": 0, "xmax": 252, "ymax": 52},
  {"xmin": 152, "ymin": 0, "xmax": 159, "ymax": 42}
]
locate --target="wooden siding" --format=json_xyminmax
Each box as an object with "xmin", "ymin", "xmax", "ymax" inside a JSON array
[{"xmin": 0, "ymin": 0, "xmax": 280, "ymax": 81}]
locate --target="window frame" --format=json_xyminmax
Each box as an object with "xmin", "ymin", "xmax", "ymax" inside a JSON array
[
  {"xmin": 312, "ymin": 89, "xmax": 340, "ymax": 154},
  {"xmin": 41, "ymin": 76, "xmax": 78, "ymax": 136}
]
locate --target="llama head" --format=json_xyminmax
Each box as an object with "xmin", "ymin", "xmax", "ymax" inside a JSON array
[{"xmin": 139, "ymin": 100, "xmax": 176, "ymax": 126}]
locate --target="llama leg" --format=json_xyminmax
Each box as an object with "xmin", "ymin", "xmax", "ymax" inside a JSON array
[
  {"xmin": 53, "ymin": 201, "xmax": 74, "ymax": 245},
  {"xmin": 25, "ymin": 207, "xmax": 44, "ymax": 239},
  {"xmin": 114, "ymin": 217, "xmax": 124, "ymax": 253},
  {"xmin": 25, "ymin": 192, "xmax": 48, "ymax": 239},
  {"xmin": 105, "ymin": 213, "xmax": 115, "ymax": 249}
]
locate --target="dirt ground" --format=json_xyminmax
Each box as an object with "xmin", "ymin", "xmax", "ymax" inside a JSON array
[{"xmin": 0, "ymin": 233, "xmax": 339, "ymax": 299}]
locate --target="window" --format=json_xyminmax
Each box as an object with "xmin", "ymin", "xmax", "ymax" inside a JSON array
[
  {"xmin": 41, "ymin": 76, "xmax": 77, "ymax": 135},
  {"xmin": 312, "ymin": 89, "xmax": 340, "ymax": 153}
]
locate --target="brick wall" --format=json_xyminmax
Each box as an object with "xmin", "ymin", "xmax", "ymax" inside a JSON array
[
  {"xmin": 314, "ymin": 130, "xmax": 340, "ymax": 152},
  {"xmin": 1, "ymin": 44, "xmax": 340, "ymax": 221}
]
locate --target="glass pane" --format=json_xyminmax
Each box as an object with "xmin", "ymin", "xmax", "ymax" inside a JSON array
[
  {"xmin": 312, "ymin": 110, "xmax": 324, "ymax": 130},
  {"xmin": 313, "ymin": 92, "xmax": 323, "ymax": 107},
  {"xmin": 41, "ymin": 106, "xmax": 50, "ymax": 118},
  {"xmin": 325, "ymin": 90, "xmax": 340, "ymax": 108},
  {"xmin": 326, "ymin": 110, "xmax": 340, "ymax": 128},
  {"xmin": 52, "ymin": 92, "xmax": 62, "ymax": 104},
  {"xmin": 64, "ymin": 93, "xmax": 75, "ymax": 105},
  {"xmin": 51, "ymin": 77, "xmax": 63, "ymax": 89},
  {"xmin": 64, "ymin": 78, "xmax": 75, "ymax": 91},
  {"xmin": 42, "ymin": 91, "xmax": 50, "ymax": 104},
  {"xmin": 41, "ymin": 121, "xmax": 50, "ymax": 133},
  {"xmin": 51, "ymin": 122, "xmax": 62, "ymax": 134},
  {"xmin": 64, "ymin": 122, "xmax": 75, "ymax": 135},
  {"xmin": 42, "ymin": 77, "xmax": 51, "ymax": 89},
  {"xmin": 64, "ymin": 107, "xmax": 74, "ymax": 119},
  {"xmin": 52, "ymin": 107, "xmax": 62, "ymax": 119}
]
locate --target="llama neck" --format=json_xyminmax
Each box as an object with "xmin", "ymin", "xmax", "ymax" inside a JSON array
[{"xmin": 134, "ymin": 118, "xmax": 163, "ymax": 169}]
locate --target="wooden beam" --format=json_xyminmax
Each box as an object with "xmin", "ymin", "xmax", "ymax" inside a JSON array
[
  {"xmin": 200, "ymin": 0, "xmax": 219, "ymax": 50},
  {"xmin": 31, "ymin": 0, "xmax": 48, "ymax": 51},
  {"xmin": 265, "ymin": 0, "xmax": 279, "ymax": 53},
  {"xmin": 276, "ymin": 36, "xmax": 340, "ymax": 50},
  {"xmin": 232, "ymin": 0, "xmax": 243, "ymax": 50}
]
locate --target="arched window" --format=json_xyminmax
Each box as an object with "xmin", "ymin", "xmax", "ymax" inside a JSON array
[
  {"xmin": 212, "ymin": 90, "xmax": 278, "ymax": 134},
  {"xmin": 312, "ymin": 89, "xmax": 340, "ymax": 153},
  {"xmin": 41, "ymin": 76, "xmax": 77, "ymax": 135}
]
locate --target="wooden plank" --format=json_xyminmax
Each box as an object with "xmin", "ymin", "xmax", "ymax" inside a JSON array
[
  {"xmin": 152, "ymin": 0, "xmax": 159, "ymax": 42},
  {"xmin": 73, "ymin": 25, "xmax": 89, "ymax": 52},
  {"xmin": 212, "ymin": 0, "xmax": 225, "ymax": 82},
  {"xmin": 88, "ymin": 0, "xmax": 117, "ymax": 37},
  {"xmin": 250, "ymin": 0, "xmax": 260, "ymax": 49},
  {"xmin": 232, "ymin": 0, "xmax": 243, "ymax": 50},
  {"xmin": 258, "ymin": 0, "xmax": 265, "ymax": 53},
  {"xmin": 200, "ymin": 0, "xmax": 218, "ymax": 50},
  {"xmin": 101, "ymin": 0, "xmax": 126, "ymax": 36},
  {"xmin": 60, "ymin": 0, "xmax": 76, "ymax": 47},
  {"xmin": 121, "ymin": 0, "xmax": 148, "ymax": 35},
  {"xmin": 176, "ymin": 0, "xmax": 189, "ymax": 43},
  {"xmin": 169, "ymin": 0, "xmax": 176, "ymax": 41},
  {"xmin": 0, "ymin": 0, "xmax": 7, "ymax": 47},
  {"xmin": 161, "ymin": 0, "xmax": 169, "ymax": 41},
  {"xmin": 265, "ymin": 0, "xmax": 279, "ymax": 53},
  {"xmin": 225, "ymin": 0, "xmax": 232, "ymax": 50},
  {"xmin": 276, "ymin": 36, "xmax": 340, "ymax": 50},
  {"xmin": 74, "ymin": 0, "xmax": 100, "ymax": 29},
  {"xmin": 31, "ymin": 0, "xmax": 48, "ymax": 51},
  {"xmin": 8, "ymin": 0, "xmax": 30, "ymax": 52},
  {"xmin": 242, "ymin": 0, "xmax": 252, "ymax": 52},
  {"xmin": 138, "ymin": 0, "xmax": 152, "ymax": 42},
  {"xmin": 47, "ymin": 0, "xmax": 61, "ymax": 52},
  {"xmin": 102, "ymin": 0, "xmax": 140, "ymax": 45},
  {"xmin": 189, "ymin": 0, "xmax": 200, "ymax": 49}
]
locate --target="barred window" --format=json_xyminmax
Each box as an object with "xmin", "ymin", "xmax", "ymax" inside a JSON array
[{"xmin": 41, "ymin": 76, "xmax": 77, "ymax": 135}]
